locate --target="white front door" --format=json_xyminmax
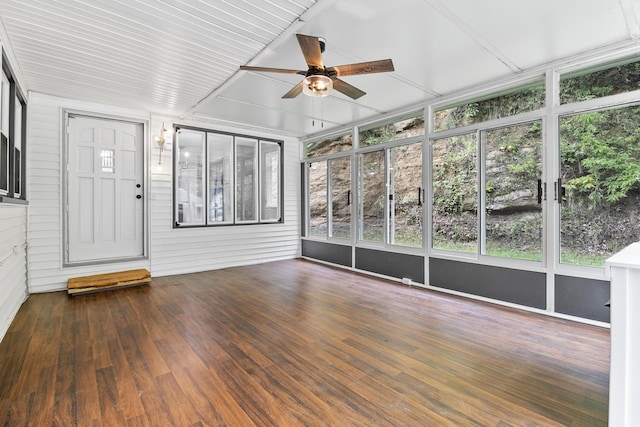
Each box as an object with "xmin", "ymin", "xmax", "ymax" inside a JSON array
[{"xmin": 66, "ymin": 114, "xmax": 145, "ymax": 264}]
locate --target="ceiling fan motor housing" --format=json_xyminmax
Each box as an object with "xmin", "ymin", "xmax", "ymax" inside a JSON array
[
  {"xmin": 306, "ymin": 66, "xmax": 336, "ymax": 79},
  {"xmin": 318, "ymin": 37, "xmax": 326, "ymax": 53}
]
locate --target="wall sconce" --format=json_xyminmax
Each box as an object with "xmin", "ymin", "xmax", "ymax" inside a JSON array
[{"xmin": 154, "ymin": 122, "xmax": 167, "ymax": 164}]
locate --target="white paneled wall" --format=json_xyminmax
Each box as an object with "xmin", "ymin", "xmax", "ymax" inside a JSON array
[
  {"xmin": 148, "ymin": 117, "xmax": 300, "ymax": 277},
  {"xmin": 27, "ymin": 93, "xmax": 151, "ymax": 293},
  {"xmin": 26, "ymin": 93, "xmax": 300, "ymax": 294},
  {"xmin": 0, "ymin": 204, "xmax": 28, "ymax": 342}
]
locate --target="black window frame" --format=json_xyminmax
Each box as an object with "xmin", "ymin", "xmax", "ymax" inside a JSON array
[
  {"xmin": 172, "ymin": 124, "xmax": 284, "ymax": 228},
  {"xmin": 0, "ymin": 52, "xmax": 27, "ymax": 205}
]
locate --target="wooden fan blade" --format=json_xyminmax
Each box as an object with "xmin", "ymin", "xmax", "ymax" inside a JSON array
[
  {"xmin": 240, "ymin": 65, "xmax": 306, "ymax": 75},
  {"xmin": 329, "ymin": 59, "xmax": 394, "ymax": 77},
  {"xmin": 282, "ymin": 80, "xmax": 304, "ymax": 99},
  {"xmin": 332, "ymin": 78, "xmax": 366, "ymax": 99},
  {"xmin": 296, "ymin": 34, "xmax": 324, "ymax": 68}
]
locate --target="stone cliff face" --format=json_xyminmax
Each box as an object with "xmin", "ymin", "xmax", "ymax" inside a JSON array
[{"xmin": 308, "ymin": 117, "xmax": 544, "ymax": 246}]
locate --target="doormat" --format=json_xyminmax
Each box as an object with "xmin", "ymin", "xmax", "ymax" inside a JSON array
[{"xmin": 67, "ymin": 269, "xmax": 151, "ymax": 296}]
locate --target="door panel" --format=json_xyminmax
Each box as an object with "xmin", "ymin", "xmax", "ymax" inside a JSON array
[
  {"xmin": 482, "ymin": 121, "xmax": 543, "ymax": 261},
  {"xmin": 559, "ymin": 106, "xmax": 640, "ymax": 267},
  {"xmin": 67, "ymin": 115, "xmax": 144, "ymax": 263}
]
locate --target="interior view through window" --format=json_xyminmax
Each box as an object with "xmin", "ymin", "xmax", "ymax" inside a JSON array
[{"xmin": 175, "ymin": 127, "xmax": 283, "ymax": 227}]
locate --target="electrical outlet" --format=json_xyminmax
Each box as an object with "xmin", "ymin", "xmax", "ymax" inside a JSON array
[{"xmin": 401, "ymin": 277, "xmax": 412, "ymax": 285}]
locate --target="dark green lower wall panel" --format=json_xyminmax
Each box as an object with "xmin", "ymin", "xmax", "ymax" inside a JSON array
[
  {"xmin": 301, "ymin": 240, "xmax": 352, "ymax": 267},
  {"xmin": 302, "ymin": 242, "xmax": 609, "ymax": 322},
  {"xmin": 555, "ymin": 275, "xmax": 610, "ymax": 323},
  {"xmin": 355, "ymin": 248, "xmax": 425, "ymax": 284},
  {"xmin": 429, "ymin": 258, "xmax": 546, "ymax": 309}
]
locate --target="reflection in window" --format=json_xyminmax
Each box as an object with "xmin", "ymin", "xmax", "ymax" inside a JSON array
[
  {"xmin": 208, "ymin": 133, "xmax": 233, "ymax": 224},
  {"xmin": 0, "ymin": 135, "xmax": 7, "ymax": 194},
  {"xmin": 175, "ymin": 129, "xmax": 283, "ymax": 227},
  {"xmin": 176, "ymin": 130, "xmax": 205, "ymax": 225},
  {"xmin": 261, "ymin": 141, "xmax": 280, "ymax": 222},
  {"xmin": 236, "ymin": 138, "xmax": 257, "ymax": 223},
  {"xmin": 432, "ymin": 133, "xmax": 478, "ymax": 253},
  {"xmin": 13, "ymin": 97, "xmax": 22, "ymax": 196},
  {"xmin": 0, "ymin": 71, "xmax": 9, "ymax": 195},
  {"xmin": 0, "ymin": 59, "xmax": 27, "ymax": 201}
]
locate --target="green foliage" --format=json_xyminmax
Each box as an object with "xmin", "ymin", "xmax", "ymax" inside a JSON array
[
  {"xmin": 360, "ymin": 116, "xmax": 425, "ymax": 146},
  {"xmin": 560, "ymin": 59, "xmax": 640, "ymax": 103},
  {"xmin": 432, "ymin": 134, "xmax": 477, "ymax": 214},
  {"xmin": 560, "ymin": 108, "xmax": 640, "ymax": 206},
  {"xmin": 435, "ymin": 84, "xmax": 545, "ymax": 130}
]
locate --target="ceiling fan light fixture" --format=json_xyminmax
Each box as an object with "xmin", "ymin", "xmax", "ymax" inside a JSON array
[{"xmin": 302, "ymin": 74, "xmax": 333, "ymax": 97}]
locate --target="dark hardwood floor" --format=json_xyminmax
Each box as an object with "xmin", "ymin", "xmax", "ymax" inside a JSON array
[{"xmin": 0, "ymin": 259, "xmax": 609, "ymax": 426}]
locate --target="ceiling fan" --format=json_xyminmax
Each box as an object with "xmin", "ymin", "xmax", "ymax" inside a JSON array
[{"xmin": 239, "ymin": 34, "xmax": 394, "ymax": 99}]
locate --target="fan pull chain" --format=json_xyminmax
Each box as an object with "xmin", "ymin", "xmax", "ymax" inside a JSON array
[{"xmin": 311, "ymin": 100, "xmax": 325, "ymax": 128}]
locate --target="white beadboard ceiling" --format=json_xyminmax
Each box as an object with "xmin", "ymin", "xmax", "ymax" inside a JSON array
[{"xmin": 1, "ymin": 0, "xmax": 639, "ymax": 137}]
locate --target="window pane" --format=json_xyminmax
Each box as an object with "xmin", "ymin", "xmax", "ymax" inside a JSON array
[
  {"xmin": 359, "ymin": 150, "xmax": 385, "ymax": 243},
  {"xmin": 484, "ymin": 122, "xmax": 542, "ymax": 261},
  {"xmin": 0, "ymin": 71, "xmax": 9, "ymax": 136},
  {"xmin": 308, "ymin": 160, "xmax": 327, "ymax": 237},
  {"xmin": 13, "ymin": 147, "xmax": 20, "ymax": 196},
  {"xmin": 389, "ymin": 142, "xmax": 423, "ymax": 247},
  {"xmin": 0, "ymin": 134, "xmax": 7, "ymax": 194},
  {"xmin": 559, "ymin": 106, "xmax": 640, "ymax": 267},
  {"xmin": 306, "ymin": 133, "xmax": 352, "ymax": 158},
  {"xmin": 432, "ymin": 133, "xmax": 478, "ymax": 252},
  {"xmin": 176, "ymin": 130, "xmax": 205, "ymax": 225},
  {"xmin": 359, "ymin": 113, "xmax": 425, "ymax": 147},
  {"xmin": 330, "ymin": 156, "xmax": 351, "ymax": 239},
  {"xmin": 260, "ymin": 141, "xmax": 281, "ymax": 222},
  {"xmin": 13, "ymin": 97, "xmax": 22, "ymax": 196},
  {"xmin": 560, "ymin": 57, "xmax": 640, "ymax": 104},
  {"xmin": 208, "ymin": 133, "xmax": 233, "ymax": 223},
  {"xmin": 434, "ymin": 82, "xmax": 545, "ymax": 131},
  {"xmin": 100, "ymin": 149, "xmax": 115, "ymax": 173},
  {"xmin": 236, "ymin": 137, "xmax": 258, "ymax": 222}
]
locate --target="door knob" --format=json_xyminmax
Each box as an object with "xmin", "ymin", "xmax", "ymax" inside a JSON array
[{"xmin": 136, "ymin": 195, "xmax": 142, "ymax": 199}]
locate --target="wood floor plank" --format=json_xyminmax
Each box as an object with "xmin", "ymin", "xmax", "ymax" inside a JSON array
[{"xmin": 0, "ymin": 259, "xmax": 610, "ymax": 426}]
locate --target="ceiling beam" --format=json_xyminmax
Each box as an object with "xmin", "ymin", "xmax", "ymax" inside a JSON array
[
  {"xmin": 182, "ymin": 0, "xmax": 342, "ymax": 119},
  {"xmin": 424, "ymin": 0, "xmax": 521, "ymax": 73}
]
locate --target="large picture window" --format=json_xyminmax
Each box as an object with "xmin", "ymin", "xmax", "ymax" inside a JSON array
[
  {"xmin": 0, "ymin": 56, "xmax": 27, "ymax": 202},
  {"xmin": 306, "ymin": 155, "xmax": 352, "ymax": 240},
  {"xmin": 174, "ymin": 127, "xmax": 283, "ymax": 227},
  {"xmin": 357, "ymin": 141, "xmax": 424, "ymax": 248},
  {"xmin": 559, "ymin": 105, "xmax": 640, "ymax": 267},
  {"xmin": 431, "ymin": 133, "xmax": 478, "ymax": 253}
]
